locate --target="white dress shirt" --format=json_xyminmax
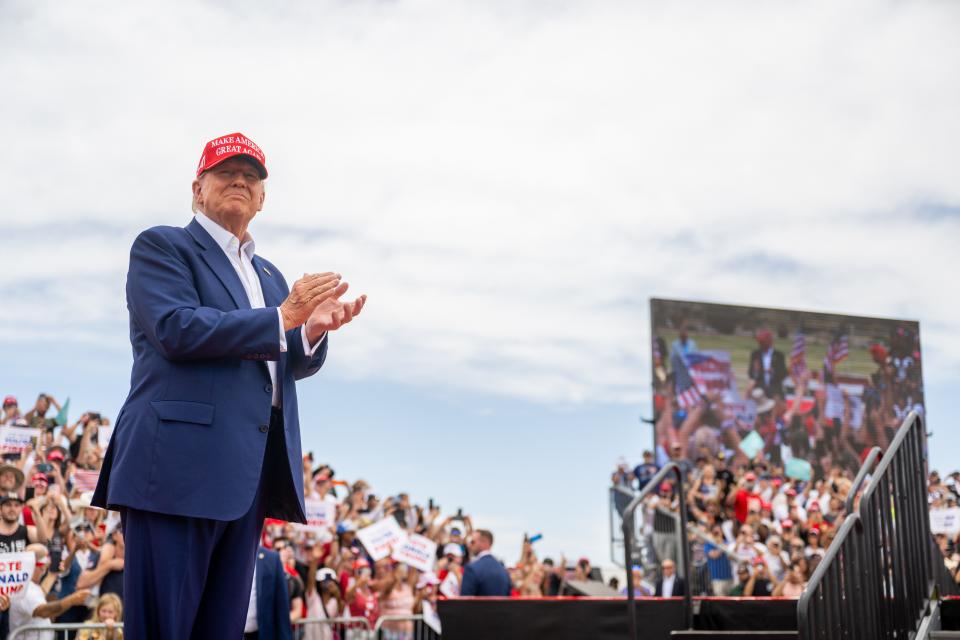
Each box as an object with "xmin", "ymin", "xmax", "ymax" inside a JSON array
[
  {"xmin": 661, "ymin": 573, "xmax": 676, "ymax": 597},
  {"xmin": 195, "ymin": 213, "xmax": 324, "ymax": 407},
  {"xmin": 244, "ymin": 563, "xmax": 259, "ymax": 632}
]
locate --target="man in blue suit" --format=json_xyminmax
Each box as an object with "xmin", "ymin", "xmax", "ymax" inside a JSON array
[
  {"xmin": 460, "ymin": 529, "xmax": 512, "ymax": 596},
  {"xmin": 92, "ymin": 133, "xmax": 366, "ymax": 639},
  {"xmin": 245, "ymin": 546, "xmax": 292, "ymax": 640}
]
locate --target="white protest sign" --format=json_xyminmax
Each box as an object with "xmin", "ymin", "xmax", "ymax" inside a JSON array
[
  {"xmin": 356, "ymin": 517, "xmax": 405, "ymax": 561},
  {"xmin": 391, "ymin": 533, "xmax": 438, "ymax": 573},
  {"xmin": 422, "ymin": 600, "xmax": 442, "ymax": 634},
  {"xmin": 439, "ymin": 570, "xmax": 460, "ymax": 598},
  {"xmin": 0, "ymin": 427, "xmax": 41, "ymax": 454},
  {"xmin": 296, "ymin": 499, "xmax": 337, "ymax": 533},
  {"xmin": 98, "ymin": 426, "xmax": 114, "ymax": 449},
  {"xmin": 0, "ymin": 552, "xmax": 36, "ymax": 600},
  {"xmin": 931, "ymin": 507, "xmax": 960, "ymax": 536}
]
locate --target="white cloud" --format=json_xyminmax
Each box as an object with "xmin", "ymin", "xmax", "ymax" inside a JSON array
[{"xmin": 2, "ymin": 0, "xmax": 959, "ymax": 405}]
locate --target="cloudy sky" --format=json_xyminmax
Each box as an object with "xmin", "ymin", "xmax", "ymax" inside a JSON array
[{"xmin": 3, "ymin": 0, "xmax": 959, "ymax": 566}]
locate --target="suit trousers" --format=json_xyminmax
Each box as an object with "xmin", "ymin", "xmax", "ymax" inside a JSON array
[{"xmin": 121, "ymin": 407, "xmax": 293, "ymax": 640}]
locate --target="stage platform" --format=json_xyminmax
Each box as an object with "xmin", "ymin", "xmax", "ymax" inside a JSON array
[{"xmin": 439, "ymin": 596, "xmax": 799, "ymax": 640}]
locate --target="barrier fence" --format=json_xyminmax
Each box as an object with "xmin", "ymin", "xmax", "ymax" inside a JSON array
[
  {"xmin": 10, "ymin": 622, "xmax": 124, "ymax": 640},
  {"xmin": 373, "ymin": 614, "xmax": 441, "ymax": 639},
  {"xmin": 290, "ymin": 615, "xmax": 440, "ymax": 640}
]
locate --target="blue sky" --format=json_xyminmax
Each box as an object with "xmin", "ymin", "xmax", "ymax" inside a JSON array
[{"xmin": 2, "ymin": 0, "xmax": 960, "ymax": 567}]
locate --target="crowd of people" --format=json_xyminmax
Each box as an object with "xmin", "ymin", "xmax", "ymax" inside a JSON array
[
  {"xmin": 929, "ymin": 470, "xmax": 960, "ymax": 589},
  {"xmin": 0, "ymin": 391, "xmax": 609, "ymax": 640},
  {"xmin": 612, "ymin": 454, "xmax": 960, "ymax": 600}
]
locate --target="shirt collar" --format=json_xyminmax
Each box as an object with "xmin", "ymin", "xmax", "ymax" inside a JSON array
[{"xmin": 195, "ymin": 212, "xmax": 256, "ymax": 260}]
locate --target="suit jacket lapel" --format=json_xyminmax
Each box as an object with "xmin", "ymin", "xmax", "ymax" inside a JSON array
[
  {"xmin": 253, "ymin": 255, "xmax": 287, "ymax": 394},
  {"xmin": 252, "ymin": 255, "xmax": 285, "ymax": 307},
  {"xmin": 186, "ymin": 218, "xmax": 249, "ymax": 310}
]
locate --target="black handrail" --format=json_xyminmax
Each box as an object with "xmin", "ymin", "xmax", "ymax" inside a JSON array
[
  {"xmin": 798, "ymin": 412, "xmax": 935, "ymax": 639},
  {"xmin": 622, "ymin": 462, "xmax": 692, "ymax": 638},
  {"xmin": 844, "ymin": 446, "xmax": 881, "ymax": 514}
]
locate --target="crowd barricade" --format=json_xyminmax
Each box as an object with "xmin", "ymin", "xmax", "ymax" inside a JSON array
[
  {"xmin": 292, "ymin": 616, "xmax": 374, "ymax": 640},
  {"xmin": 372, "ymin": 614, "xmax": 441, "ymax": 639},
  {"xmin": 10, "ymin": 622, "xmax": 124, "ymax": 640}
]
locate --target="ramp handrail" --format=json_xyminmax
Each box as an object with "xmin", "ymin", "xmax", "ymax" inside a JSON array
[
  {"xmin": 622, "ymin": 461, "xmax": 692, "ymax": 638},
  {"xmin": 844, "ymin": 446, "xmax": 882, "ymax": 514},
  {"xmin": 798, "ymin": 411, "xmax": 936, "ymax": 639}
]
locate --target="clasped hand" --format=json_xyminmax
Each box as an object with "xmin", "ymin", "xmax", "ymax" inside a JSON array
[{"xmin": 279, "ymin": 272, "xmax": 367, "ymax": 341}]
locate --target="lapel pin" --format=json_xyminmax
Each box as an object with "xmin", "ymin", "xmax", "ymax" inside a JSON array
[{"xmin": 263, "ymin": 266, "xmax": 272, "ymax": 276}]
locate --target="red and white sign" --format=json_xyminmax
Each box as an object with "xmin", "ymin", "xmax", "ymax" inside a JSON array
[{"xmin": 391, "ymin": 533, "xmax": 437, "ymax": 573}]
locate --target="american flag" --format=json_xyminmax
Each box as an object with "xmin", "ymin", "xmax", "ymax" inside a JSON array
[
  {"xmin": 71, "ymin": 469, "xmax": 100, "ymax": 493},
  {"xmin": 790, "ymin": 331, "xmax": 807, "ymax": 378},
  {"xmin": 670, "ymin": 350, "xmax": 702, "ymax": 409},
  {"xmin": 823, "ymin": 334, "xmax": 849, "ymax": 373}
]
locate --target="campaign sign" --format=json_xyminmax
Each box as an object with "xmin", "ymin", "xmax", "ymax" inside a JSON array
[
  {"xmin": 931, "ymin": 507, "xmax": 960, "ymax": 536},
  {"xmin": 357, "ymin": 518, "xmax": 405, "ymax": 561},
  {"xmin": 297, "ymin": 499, "xmax": 337, "ymax": 533},
  {"xmin": 785, "ymin": 457, "xmax": 813, "ymax": 482},
  {"xmin": 739, "ymin": 431, "xmax": 765, "ymax": 460},
  {"xmin": 422, "ymin": 600, "xmax": 442, "ymax": 634},
  {"xmin": 0, "ymin": 427, "xmax": 41, "ymax": 454},
  {"xmin": 0, "ymin": 552, "xmax": 36, "ymax": 599},
  {"xmin": 392, "ymin": 533, "xmax": 437, "ymax": 573}
]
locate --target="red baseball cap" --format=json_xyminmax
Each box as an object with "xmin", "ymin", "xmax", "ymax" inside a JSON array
[
  {"xmin": 31, "ymin": 473, "xmax": 49, "ymax": 486},
  {"xmin": 2, "ymin": 396, "xmax": 16, "ymax": 406},
  {"xmin": 196, "ymin": 132, "xmax": 267, "ymax": 179}
]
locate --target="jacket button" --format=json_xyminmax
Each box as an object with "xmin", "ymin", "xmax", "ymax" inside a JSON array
[
  {"xmin": 259, "ymin": 424, "xmax": 269, "ymax": 433},
  {"xmin": 264, "ymin": 384, "xmax": 273, "ymax": 394}
]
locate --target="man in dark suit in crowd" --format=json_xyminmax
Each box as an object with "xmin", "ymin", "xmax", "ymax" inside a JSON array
[
  {"xmin": 747, "ymin": 328, "xmax": 788, "ymax": 400},
  {"xmin": 244, "ymin": 546, "xmax": 292, "ymax": 640},
  {"xmin": 92, "ymin": 133, "xmax": 366, "ymax": 638},
  {"xmin": 654, "ymin": 559, "xmax": 686, "ymax": 597},
  {"xmin": 460, "ymin": 530, "xmax": 511, "ymax": 596}
]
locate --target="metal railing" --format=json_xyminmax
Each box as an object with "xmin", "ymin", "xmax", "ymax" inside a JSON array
[
  {"xmin": 373, "ymin": 614, "xmax": 441, "ymax": 639},
  {"xmin": 798, "ymin": 411, "xmax": 941, "ymax": 639},
  {"xmin": 10, "ymin": 622, "xmax": 125, "ymax": 640},
  {"xmin": 844, "ymin": 445, "xmax": 882, "ymax": 514},
  {"xmin": 622, "ymin": 462, "xmax": 692, "ymax": 638},
  {"xmin": 292, "ymin": 615, "xmax": 373, "ymax": 639}
]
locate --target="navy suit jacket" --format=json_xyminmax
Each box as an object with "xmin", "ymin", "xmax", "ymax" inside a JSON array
[
  {"xmin": 654, "ymin": 575, "xmax": 686, "ymax": 597},
  {"xmin": 460, "ymin": 554, "xmax": 512, "ymax": 597},
  {"xmin": 92, "ymin": 218, "xmax": 326, "ymax": 522},
  {"xmin": 255, "ymin": 546, "xmax": 293, "ymax": 640}
]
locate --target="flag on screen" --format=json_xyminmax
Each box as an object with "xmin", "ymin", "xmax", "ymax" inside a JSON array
[
  {"xmin": 823, "ymin": 334, "xmax": 849, "ymax": 373},
  {"xmin": 790, "ymin": 332, "xmax": 807, "ymax": 378},
  {"xmin": 71, "ymin": 469, "xmax": 100, "ymax": 493},
  {"xmin": 670, "ymin": 350, "xmax": 702, "ymax": 409}
]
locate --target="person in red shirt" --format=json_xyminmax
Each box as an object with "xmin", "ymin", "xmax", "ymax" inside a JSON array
[
  {"xmin": 346, "ymin": 558, "xmax": 380, "ymax": 626},
  {"xmin": 729, "ymin": 472, "xmax": 763, "ymax": 524}
]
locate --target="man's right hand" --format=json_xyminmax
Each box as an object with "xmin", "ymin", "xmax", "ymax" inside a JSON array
[
  {"xmin": 279, "ymin": 272, "xmax": 345, "ymax": 331},
  {"xmin": 68, "ymin": 589, "xmax": 92, "ymax": 606}
]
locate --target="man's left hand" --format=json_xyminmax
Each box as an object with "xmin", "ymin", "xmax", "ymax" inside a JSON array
[{"xmin": 305, "ymin": 287, "xmax": 367, "ymax": 342}]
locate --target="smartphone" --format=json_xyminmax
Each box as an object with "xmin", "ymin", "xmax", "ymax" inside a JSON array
[
  {"xmin": 428, "ymin": 498, "xmax": 434, "ymax": 511},
  {"xmin": 24, "ymin": 487, "xmax": 35, "ymax": 501}
]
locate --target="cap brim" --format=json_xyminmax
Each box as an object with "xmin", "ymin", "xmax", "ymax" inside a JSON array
[{"xmin": 201, "ymin": 154, "xmax": 268, "ymax": 179}]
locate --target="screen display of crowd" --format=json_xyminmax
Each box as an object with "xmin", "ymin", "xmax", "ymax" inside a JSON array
[{"xmin": 650, "ymin": 298, "xmax": 924, "ymax": 479}]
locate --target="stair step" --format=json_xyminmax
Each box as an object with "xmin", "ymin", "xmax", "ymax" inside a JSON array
[
  {"xmin": 671, "ymin": 632, "xmax": 798, "ymax": 639},
  {"xmin": 930, "ymin": 633, "xmax": 960, "ymax": 639}
]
